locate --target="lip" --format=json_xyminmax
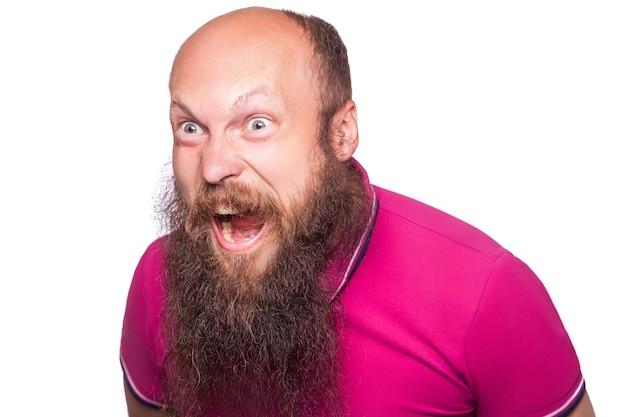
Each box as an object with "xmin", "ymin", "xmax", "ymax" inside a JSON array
[{"xmin": 211, "ymin": 215, "xmax": 267, "ymax": 253}]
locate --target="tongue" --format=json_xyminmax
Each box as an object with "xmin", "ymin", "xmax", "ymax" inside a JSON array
[{"xmin": 229, "ymin": 216, "xmax": 263, "ymax": 241}]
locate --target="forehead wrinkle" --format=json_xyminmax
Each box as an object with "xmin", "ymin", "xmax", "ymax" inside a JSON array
[{"xmin": 230, "ymin": 88, "xmax": 283, "ymax": 115}]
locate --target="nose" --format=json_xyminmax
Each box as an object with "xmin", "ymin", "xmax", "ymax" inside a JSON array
[{"xmin": 201, "ymin": 136, "xmax": 242, "ymax": 185}]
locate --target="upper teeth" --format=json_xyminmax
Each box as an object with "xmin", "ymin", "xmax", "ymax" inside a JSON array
[{"xmin": 216, "ymin": 205, "xmax": 235, "ymax": 216}]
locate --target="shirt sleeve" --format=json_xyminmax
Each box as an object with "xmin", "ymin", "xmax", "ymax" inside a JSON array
[
  {"xmin": 465, "ymin": 252, "xmax": 584, "ymax": 417},
  {"xmin": 120, "ymin": 239, "xmax": 167, "ymax": 408}
]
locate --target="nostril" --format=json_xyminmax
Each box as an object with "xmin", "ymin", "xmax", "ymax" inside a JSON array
[
  {"xmin": 202, "ymin": 162, "xmax": 237, "ymax": 185},
  {"xmin": 201, "ymin": 146, "xmax": 241, "ymax": 185}
]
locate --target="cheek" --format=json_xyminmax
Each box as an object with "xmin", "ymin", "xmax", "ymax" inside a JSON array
[
  {"xmin": 172, "ymin": 149, "xmax": 201, "ymax": 204},
  {"xmin": 270, "ymin": 151, "xmax": 323, "ymax": 207}
]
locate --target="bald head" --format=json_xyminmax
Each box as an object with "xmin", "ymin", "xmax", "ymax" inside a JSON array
[
  {"xmin": 170, "ymin": 7, "xmax": 352, "ymax": 135},
  {"xmin": 177, "ymin": 7, "xmax": 301, "ymax": 54},
  {"xmin": 171, "ymin": 8, "xmax": 310, "ymax": 94},
  {"xmin": 179, "ymin": 6, "xmax": 298, "ymax": 47}
]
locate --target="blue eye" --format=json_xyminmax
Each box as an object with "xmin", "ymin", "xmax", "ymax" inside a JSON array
[{"xmin": 182, "ymin": 122, "xmax": 201, "ymax": 134}]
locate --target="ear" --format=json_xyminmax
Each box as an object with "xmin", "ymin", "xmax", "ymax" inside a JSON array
[{"xmin": 329, "ymin": 100, "xmax": 359, "ymax": 161}]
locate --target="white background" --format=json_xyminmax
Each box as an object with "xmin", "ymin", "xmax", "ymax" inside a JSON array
[{"xmin": 1, "ymin": 1, "xmax": 623, "ymax": 415}]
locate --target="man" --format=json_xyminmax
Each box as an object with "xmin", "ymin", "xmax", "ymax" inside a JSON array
[{"xmin": 120, "ymin": 6, "xmax": 595, "ymax": 417}]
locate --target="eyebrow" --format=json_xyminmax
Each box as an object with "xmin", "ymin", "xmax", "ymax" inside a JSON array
[
  {"xmin": 170, "ymin": 98, "xmax": 200, "ymax": 121},
  {"xmin": 230, "ymin": 89, "xmax": 281, "ymax": 114},
  {"xmin": 170, "ymin": 88, "xmax": 282, "ymax": 122}
]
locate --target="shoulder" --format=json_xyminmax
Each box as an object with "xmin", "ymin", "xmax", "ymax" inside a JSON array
[
  {"xmin": 131, "ymin": 237, "xmax": 167, "ymax": 293},
  {"xmin": 136, "ymin": 237, "xmax": 166, "ymax": 273},
  {"xmin": 120, "ymin": 237, "xmax": 168, "ymax": 408},
  {"xmin": 126, "ymin": 235, "xmax": 168, "ymax": 307},
  {"xmin": 124, "ymin": 237, "xmax": 168, "ymax": 331},
  {"xmin": 372, "ymin": 185, "xmax": 507, "ymax": 261}
]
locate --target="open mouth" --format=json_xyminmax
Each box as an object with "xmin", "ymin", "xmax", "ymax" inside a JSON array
[{"xmin": 211, "ymin": 208, "xmax": 267, "ymax": 252}]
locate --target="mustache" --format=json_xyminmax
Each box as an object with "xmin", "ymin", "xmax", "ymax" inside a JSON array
[{"xmin": 184, "ymin": 182, "xmax": 281, "ymax": 241}]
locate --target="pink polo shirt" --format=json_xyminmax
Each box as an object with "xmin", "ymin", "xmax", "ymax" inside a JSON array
[
  {"xmin": 338, "ymin": 186, "xmax": 583, "ymax": 416},
  {"xmin": 121, "ymin": 175, "xmax": 584, "ymax": 416}
]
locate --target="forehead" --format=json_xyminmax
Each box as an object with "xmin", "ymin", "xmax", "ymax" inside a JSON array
[{"xmin": 170, "ymin": 10, "xmax": 315, "ymax": 101}]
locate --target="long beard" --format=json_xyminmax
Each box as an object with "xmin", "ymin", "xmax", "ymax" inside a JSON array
[{"xmin": 157, "ymin": 157, "xmax": 369, "ymax": 417}]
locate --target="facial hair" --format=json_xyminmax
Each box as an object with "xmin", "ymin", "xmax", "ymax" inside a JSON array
[{"xmin": 157, "ymin": 156, "xmax": 370, "ymax": 417}]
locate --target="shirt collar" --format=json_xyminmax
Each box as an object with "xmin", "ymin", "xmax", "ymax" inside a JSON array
[{"xmin": 328, "ymin": 159, "xmax": 379, "ymax": 301}]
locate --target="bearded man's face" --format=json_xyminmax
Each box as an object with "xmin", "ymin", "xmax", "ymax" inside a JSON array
[
  {"xmin": 169, "ymin": 0, "xmax": 330, "ymax": 277},
  {"xmin": 159, "ymin": 151, "xmax": 369, "ymax": 417},
  {"xmin": 162, "ymin": 9, "xmax": 367, "ymax": 415}
]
